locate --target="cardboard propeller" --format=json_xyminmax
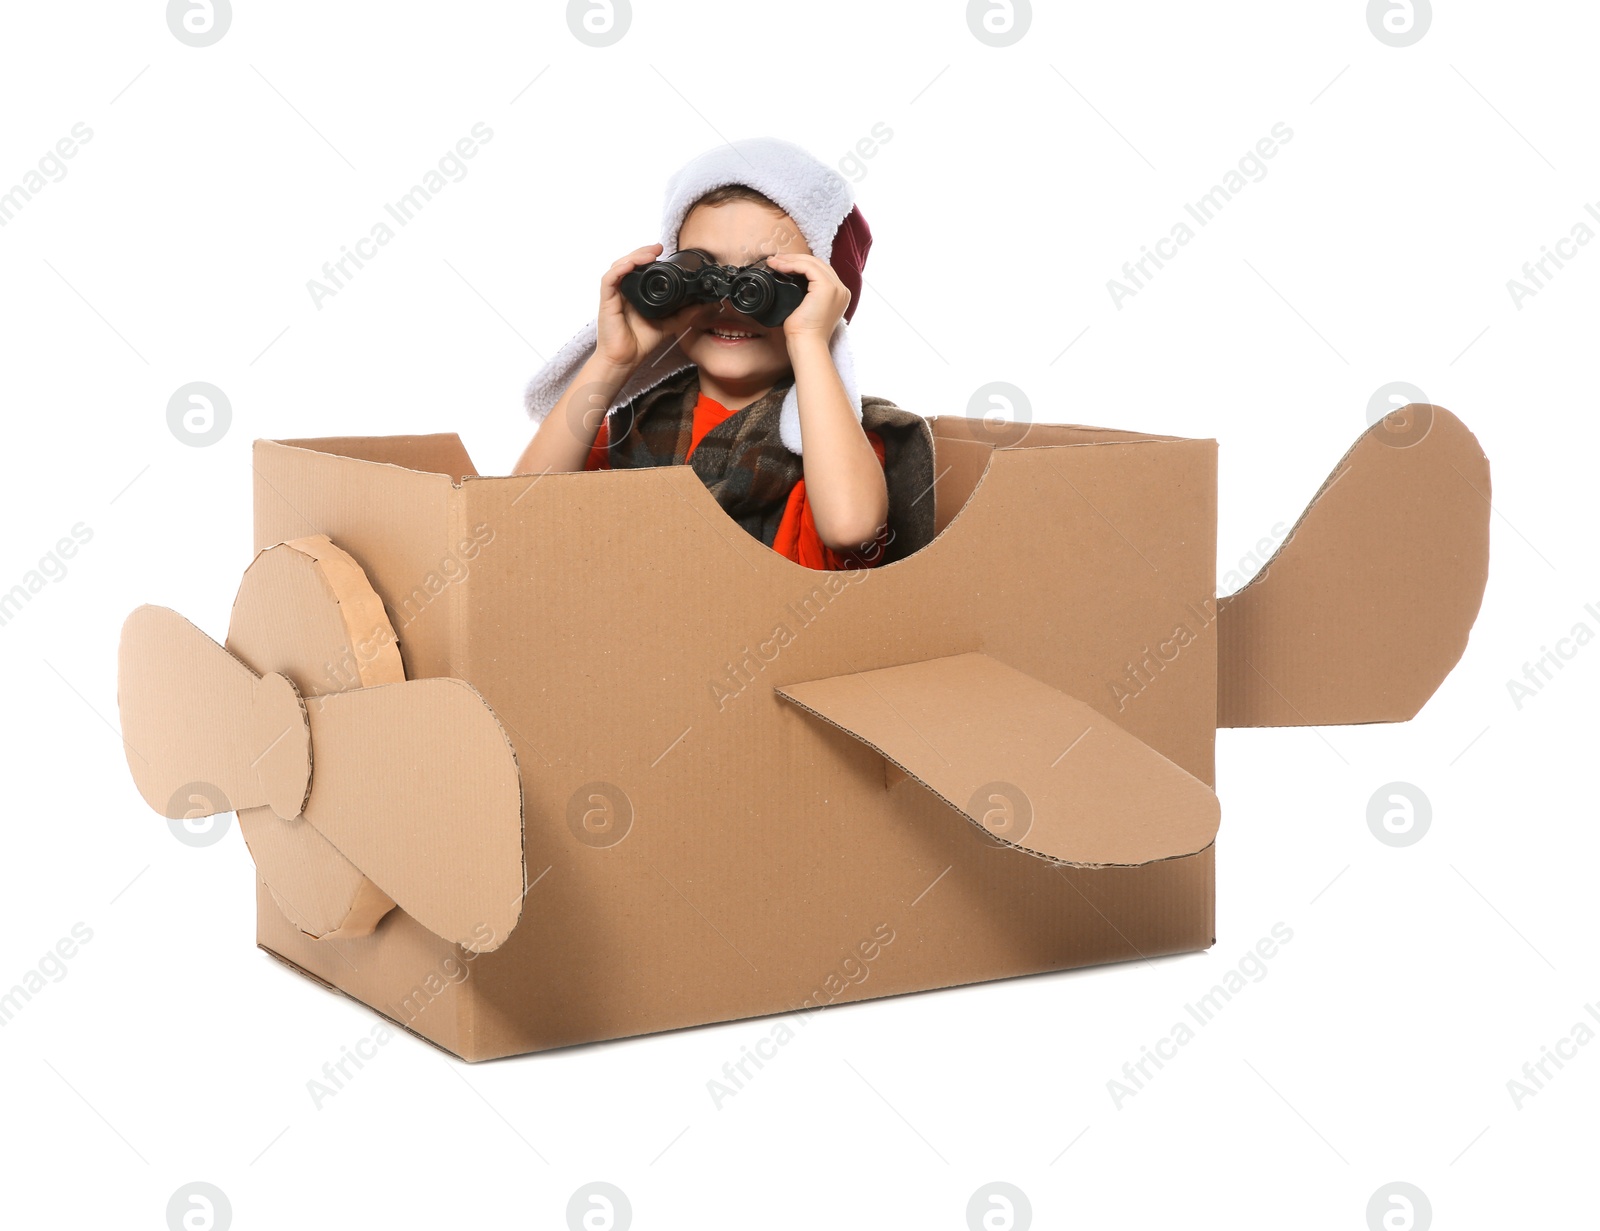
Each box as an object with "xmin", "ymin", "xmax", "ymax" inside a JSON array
[{"xmin": 117, "ymin": 536, "xmax": 525, "ymax": 954}]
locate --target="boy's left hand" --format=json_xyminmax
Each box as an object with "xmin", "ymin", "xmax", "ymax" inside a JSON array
[{"xmin": 763, "ymin": 252, "xmax": 851, "ymax": 344}]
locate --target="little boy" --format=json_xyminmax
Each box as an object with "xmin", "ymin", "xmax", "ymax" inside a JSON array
[{"xmin": 516, "ymin": 137, "xmax": 934, "ymax": 570}]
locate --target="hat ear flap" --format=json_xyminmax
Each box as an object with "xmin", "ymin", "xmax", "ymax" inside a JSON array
[
  {"xmin": 831, "ymin": 206, "xmax": 872, "ymax": 323},
  {"xmin": 778, "ymin": 319, "xmax": 861, "ymax": 456}
]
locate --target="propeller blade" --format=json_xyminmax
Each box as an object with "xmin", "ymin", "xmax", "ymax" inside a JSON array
[
  {"xmin": 300, "ymin": 677, "xmax": 525, "ymax": 953},
  {"xmin": 226, "ymin": 533, "xmax": 412, "ymax": 940},
  {"xmin": 118, "ymin": 606, "xmax": 311, "ymax": 822},
  {"xmin": 237, "ymin": 808, "xmax": 396, "ymax": 939}
]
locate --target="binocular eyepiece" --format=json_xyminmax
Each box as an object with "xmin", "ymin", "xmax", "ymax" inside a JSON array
[{"xmin": 620, "ymin": 248, "xmax": 808, "ymax": 329}]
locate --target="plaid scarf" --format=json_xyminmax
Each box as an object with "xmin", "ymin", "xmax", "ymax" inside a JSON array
[{"xmin": 601, "ymin": 366, "xmax": 937, "ymax": 565}]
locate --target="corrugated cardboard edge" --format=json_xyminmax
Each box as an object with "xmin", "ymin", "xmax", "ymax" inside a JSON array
[
  {"xmin": 273, "ymin": 534, "xmax": 408, "ymax": 689},
  {"xmin": 248, "ymin": 447, "xmax": 527, "ymax": 958},
  {"xmin": 252, "ymin": 439, "xmax": 463, "ymax": 683},
  {"xmin": 228, "ymin": 535, "xmax": 406, "ymax": 940}
]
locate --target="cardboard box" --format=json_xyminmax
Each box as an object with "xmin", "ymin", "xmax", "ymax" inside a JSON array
[{"xmin": 116, "ymin": 404, "xmax": 1489, "ymax": 1061}]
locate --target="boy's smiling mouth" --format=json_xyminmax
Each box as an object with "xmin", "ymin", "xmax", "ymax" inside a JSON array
[{"xmin": 705, "ymin": 319, "xmax": 763, "ymax": 345}]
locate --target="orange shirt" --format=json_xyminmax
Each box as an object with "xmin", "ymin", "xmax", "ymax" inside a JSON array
[{"xmin": 584, "ymin": 390, "xmax": 888, "ymax": 570}]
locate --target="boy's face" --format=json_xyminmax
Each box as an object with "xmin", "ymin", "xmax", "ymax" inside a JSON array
[{"xmin": 673, "ymin": 200, "xmax": 811, "ymax": 390}]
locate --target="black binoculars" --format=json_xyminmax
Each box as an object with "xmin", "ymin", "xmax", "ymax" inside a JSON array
[{"xmin": 620, "ymin": 248, "xmax": 808, "ymax": 328}]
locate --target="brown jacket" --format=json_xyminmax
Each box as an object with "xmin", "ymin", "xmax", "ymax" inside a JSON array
[{"xmin": 592, "ymin": 366, "xmax": 937, "ymax": 566}]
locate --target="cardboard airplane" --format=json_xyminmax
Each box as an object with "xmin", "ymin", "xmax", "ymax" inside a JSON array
[{"xmin": 117, "ymin": 403, "xmax": 1489, "ymax": 1061}]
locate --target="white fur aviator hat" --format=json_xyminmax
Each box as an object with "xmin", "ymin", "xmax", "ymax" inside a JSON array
[{"xmin": 523, "ymin": 136, "xmax": 873, "ymax": 456}]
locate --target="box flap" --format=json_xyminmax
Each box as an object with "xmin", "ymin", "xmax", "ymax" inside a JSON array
[
  {"xmin": 926, "ymin": 416, "xmax": 1183, "ymax": 446},
  {"xmin": 1217, "ymin": 405, "xmax": 1491, "ymax": 726},
  {"xmin": 776, "ymin": 652, "xmax": 1219, "ymax": 867},
  {"xmin": 268, "ymin": 433, "xmax": 479, "ymax": 480}
]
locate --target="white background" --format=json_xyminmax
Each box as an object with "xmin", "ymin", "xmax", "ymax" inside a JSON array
[{"xmin": 1, "ymin": 1, "xmax": 1595, "ymax": 1228}]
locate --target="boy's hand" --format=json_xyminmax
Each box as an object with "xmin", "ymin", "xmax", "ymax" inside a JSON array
[
  {"xmin": 763, "ymin": 252, "xmax": 851, "ymax": 345},
  {"xmin": 595, "ymin": 243, "xmax": 707, "ymax": 372}
]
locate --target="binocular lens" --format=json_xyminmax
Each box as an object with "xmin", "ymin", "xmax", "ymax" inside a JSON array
[
  {"xmin": 730, "ymin": 273, "xmax": 773, "ymax": 315},
  {"xmin": 621, "ymin": 250, "xmax": 803, "ymax": 326},
  {"xmin": 638, "ymin": 267, "xmax": 683, "ymax": 307}
]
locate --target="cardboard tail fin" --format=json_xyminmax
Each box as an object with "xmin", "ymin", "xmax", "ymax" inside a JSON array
[{"xmin": 1216, "ymin": 405, "xmax": 1491, "ymax": 727}]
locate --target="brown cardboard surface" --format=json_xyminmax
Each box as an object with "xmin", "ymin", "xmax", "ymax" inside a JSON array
[
  {"xmin": 227, "ymin": 537, "xmax": 404, "ymax": 939},
  {"xmin": 1217, "ymin": 406, "xmax": 1491, "ymax": 726},
  {"xmin": 300, "ymin": 678, "xmax": 524, "ymax": 953},
  {"xmin": 274, "ymin": 433, "xmax": 479, "ymax": 481},
  {"xmin": 253, "ymin": 877, "xmax": 479, "ymax": 1058},
  {"xmin": 117, "ymin": 552, "xmax": 526, "ymax": 955},
  {"xmin": 926, "ymin": 415, "xmax": 1182, "ymax": 446},
  {"xmin": 114, "ymin": 403, "xmax": 1487, "ymax": 1060},
  {"xmin": 252, "ymin": 441, "xmax": 463, "ymax": 683},
  {"xmin": 238, "ymin": 427, "xmax": 1220, "ymax": 1058},
  {"xmin": 928, "ymin": 435, "xmax": 992, "ymax": 537},
  {"xmin": 776, "ymin": 651, "xmax": 1220, "ymax": 867},
  {"xmin": 118, "ymin": 605, "xmax": 311, "ymax": 821}
]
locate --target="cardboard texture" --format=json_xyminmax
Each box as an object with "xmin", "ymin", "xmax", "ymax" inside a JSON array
[
  {"xmin": 227, "ymin": 537, "xmax": 406, "ymax": 940},
  {"xmin": 120, "ymin": 605, "xmax": 312, "ymax": 822},
  {"xmin": 775, "ymin": 652, "xmax": 1220, "ymax": 867},
  {"xmin": 118, "ymin": 535, "xmax": 525, "ymax": 956},
  {"xmin": 1215, "ymin": 405, "xmax": 1491, "ymax": 725},
  {"xmin": 115, "ymin": 405, "xmax": 1489, "ymax": 1061}
]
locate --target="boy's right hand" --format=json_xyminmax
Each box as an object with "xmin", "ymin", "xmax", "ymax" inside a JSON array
[{"xmin": 595, "ymin": 243, "xmax": 705, "ymax": 372}]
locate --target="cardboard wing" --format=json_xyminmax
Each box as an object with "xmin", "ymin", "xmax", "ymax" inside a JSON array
[
  {"xmin": 116, "ymin": 537, "xmax": 526, "ymax": 953},
  {"xmin": 1217, "ymin": 406, "xmax": 1491, "ymax": 726},
  {"xmin": 777, "ymin": 651, "xmax": 1220, "ymax": 868}
]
